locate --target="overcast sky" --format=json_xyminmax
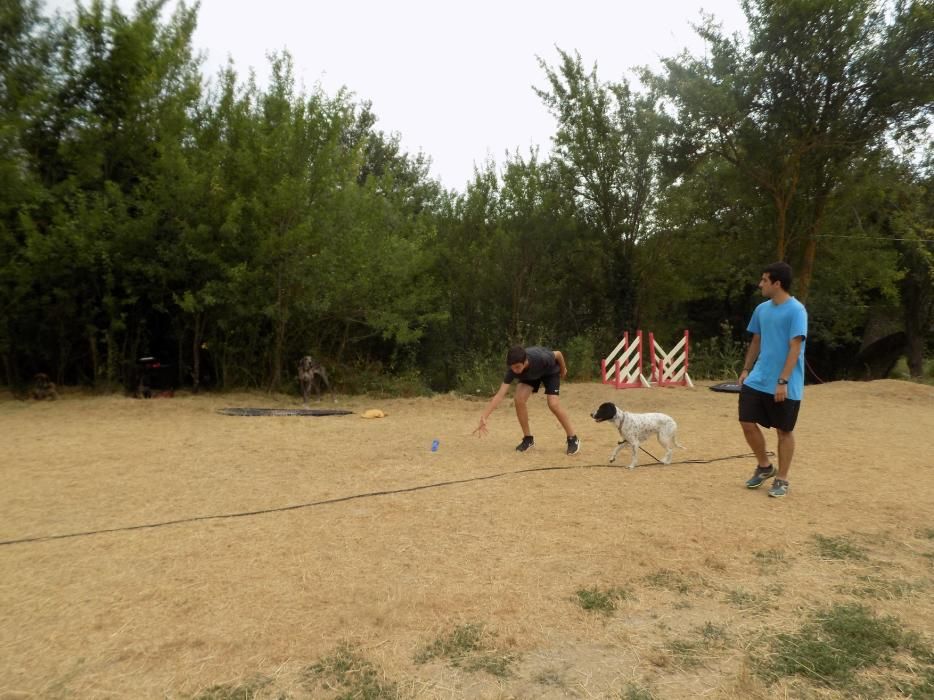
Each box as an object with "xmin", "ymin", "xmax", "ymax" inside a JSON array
[{"xmin": 45, "ymin": 0, "xmax": 748, "ymax": 190}]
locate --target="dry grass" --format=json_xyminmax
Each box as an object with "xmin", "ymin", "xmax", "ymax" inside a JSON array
[{"xmin": 1, "ymin": 379, "xmax": 933, "ymax": 699}]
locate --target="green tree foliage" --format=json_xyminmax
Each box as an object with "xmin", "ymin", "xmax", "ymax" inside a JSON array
[
  {"xmin": 534, "ymin": 49, "xmax": 666, "ymax": 330},
  {"xmin": 3, "ymin": 0, "xmax": 202, "ymax": 387},
  {"xmin": 0, "ymin": 0, "xmax": 55, "ymax": 385},
  {"xmin": 656, "ymin": 0, "xmax": 934, "ymax": 301},
  {"xmin": 848, "ymin": 151, "xmax": 934, "ymax": 378},
  {"xmin": 1, "ymin": 0, "xmax": 446, "ymax": 392},
  {"xmin": 2, "ymin": 0, "xmax": 931, "ymax": 391},
  {"xmin": 426, "ymin": 148, "xmax": 618, "ymax": 390},
  {"xmin": 175, "ymin": 60, "xmax": 446, "ymax": 390}
]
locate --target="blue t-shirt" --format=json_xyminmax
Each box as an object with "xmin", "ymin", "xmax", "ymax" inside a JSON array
[{"xmin": 745, "ymin": 297, "xmax": 808, "ymax": 400}]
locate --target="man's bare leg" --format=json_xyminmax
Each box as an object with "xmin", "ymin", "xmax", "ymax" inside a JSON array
[
  {"xmin": 741, "ymin": 421, "xmax": 771, "ymax": 468},
  {"xmin": 776, "ymin": 428, "xmax": 795, "ymax": 479},
  {"xmin": 547, "ymin": 395, "xmax": 575, "ymax": 437},
  {"xmin": 514, "ymin": 383, "xmax": 533, "ymax": 437}
]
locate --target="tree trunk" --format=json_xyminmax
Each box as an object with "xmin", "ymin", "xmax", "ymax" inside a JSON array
[
  {"xmin": 57, "ymin": 319, "xmax": 68, "ymax": 386},
  {"xmin": 510, "ymin": 266, "xmax": 528, "ymax": 342},
  {"xmin": 177, "ymin": 333, "xmax": 185, "ymax": 389},
  {"xmin": 269, "ymin": 277, "xmax": 287, "ymax": 393},
  {"xmin": 88, "ymin": 326, "xmax": 99, "ymax": 388},
  {"xmin": 774, "ymin": 198, "xmax": 787, "ymax": 261},
  {"xmin": 337, "ymin": 321, "xmax": 350, "ymax": 364},
  {"xmin": 796, "ymin": 234, "xmax": 818, "ymax": 303},
  {"xmin": 2, "ymin": 352, "xmax": 12, "ymax": 388},
  {"xmin": 218, "ymin": 341, "xmax": 226, "ymax": 390},
  {"xmin": 128, "ymin": 323, "xmax": 142, "ymax": 392},
  {"xmin": 903, "ymin": 266, "xmax": 932, "ymax": 378},
  {"xmin": 191, "ymin": 313, "xmax": 203, "ymax": 393},
  {"xmin": 105, "ymin": 326, "xmax": 118, "ymax": 389},
  {"xmin": 905, "ymin": 328, "xmax": 925, "ymax": 378}
]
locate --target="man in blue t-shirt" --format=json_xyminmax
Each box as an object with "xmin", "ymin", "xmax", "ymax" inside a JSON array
[
  {"xmin": 474, "ymin": 345, "xmax": 581, "ymax": 455},
  {"xmin": 738, "ymin": 262, "xmax": 808, "ymax": 498}
]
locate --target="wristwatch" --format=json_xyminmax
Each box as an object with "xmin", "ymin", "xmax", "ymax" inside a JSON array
[{"xmin": 777, "ymin": 378, "xmax": 788, "ymax": 385}]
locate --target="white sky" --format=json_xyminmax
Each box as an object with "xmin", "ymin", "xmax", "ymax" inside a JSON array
[{"xmin": 45, "ymin": 0, "xmax": 749, "ymax": 190}]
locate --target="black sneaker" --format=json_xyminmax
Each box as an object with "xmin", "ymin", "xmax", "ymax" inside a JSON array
[
  {"xmin": 566, "ymin": 435, "xmax": 581, "ymax": 455},
  {"xmin": 516, "ymin": 436, "xmax": 535, "ymax": 452}
]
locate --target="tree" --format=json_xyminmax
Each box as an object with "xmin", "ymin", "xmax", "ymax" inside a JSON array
[
  {"xmin": 0, "ymin": 0, "xmax": 61, "ymax": 384},
  {"xmin": 657, "ymin": 0, "xmax": 934, "ymax": 300},
  {"xmin": 535, "ymin": 48, "xmax": 666, "ymax": 329},
  {"xmin": 872, "ymin": 153, "xmax": 934, "ymax": 377},
  {"xmin": 12, "ymin": 0, "xmax": 203, "ymax": 387}
]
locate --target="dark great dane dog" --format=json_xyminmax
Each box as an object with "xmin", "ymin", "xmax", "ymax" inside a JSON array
[
  {"xmin": 31, "ymin": 373, "xmax": 59, "ymax": 400},
  {"xmin": 298, "ymin": 356, "xmax": 332, "ymax": 404}
]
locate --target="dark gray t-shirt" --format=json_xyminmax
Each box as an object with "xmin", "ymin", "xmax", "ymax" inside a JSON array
[{"xmin": 503, "ymin": 346, "xmax": 559, "ymax": 383}]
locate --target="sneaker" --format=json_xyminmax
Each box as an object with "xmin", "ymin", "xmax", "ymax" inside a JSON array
[
  {"xmin": 566, "ymin": 435, "xmax": 581, "ymax": 455},
  {"xmin": 745, "ymin": 464, "xmax": 776, "ymax": 488},
  {"xmin": 516, "ymin": 436, "xmax": 535, "ymax": 452},
  {"xmin": 768, "ymin": 478, "xmax": 789, "ymax": 498}
]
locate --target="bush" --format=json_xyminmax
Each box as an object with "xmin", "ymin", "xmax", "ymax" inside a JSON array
[
  {"xmin": 454, "ymin": 351, "xmax": 505, "ymax": 397},
  {"xmin": 690, "ymin": 322, "xmax": 746, "ymax": 380},
  {"xmin": 564, "ymin": 335, "xmax": 598, "ymax": 380},
  {"xmin": 336, "ymin": 361, "xmax": 432, "ymax": 397},
  {"xmin": 887, "ymin": 356, "xmax": 934, "ymax": 384}
]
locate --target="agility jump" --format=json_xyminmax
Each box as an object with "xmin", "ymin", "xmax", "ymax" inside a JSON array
[
  {"xmin": 649, "ymin": 330, "xmax": 694, "ymax": 388},
  {"xmin": 601, "ymin": 330, "xmax": 693, "ymax": 389},
  {"xmin": 600, "ymin": 331, "xmax": 651, "ymax": 389}
]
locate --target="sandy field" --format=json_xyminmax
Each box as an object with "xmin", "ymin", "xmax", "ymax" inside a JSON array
[{"xmin": 1, "ymin": 379, "xmax": 932, "ymax": 699}]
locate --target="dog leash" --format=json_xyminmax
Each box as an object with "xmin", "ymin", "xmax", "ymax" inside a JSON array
[{"xmin": 0, "ymin": 451, "xmax": 770, "ymax": 547}]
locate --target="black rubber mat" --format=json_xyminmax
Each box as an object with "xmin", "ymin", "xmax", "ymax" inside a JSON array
[{"xmin": 217, "ymin": 407, "xmax": 353, "ymax": 416}]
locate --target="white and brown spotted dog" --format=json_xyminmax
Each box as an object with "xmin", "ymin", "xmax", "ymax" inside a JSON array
[
  {"xmin": 298, "ymin": 355, "xmax": 332, "ymax": 404},
  {"xmin": 591, "ymin": 401, "xmax": 684, "ymax": 468}
]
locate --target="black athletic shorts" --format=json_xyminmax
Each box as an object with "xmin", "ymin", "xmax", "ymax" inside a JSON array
[
  {"xmin": 738, "ymin": 384, "xmax": 800, "ymax": 432},
  {"xmin": 519, "ymin": 372, "xmax": 561, "ymax": 395}
]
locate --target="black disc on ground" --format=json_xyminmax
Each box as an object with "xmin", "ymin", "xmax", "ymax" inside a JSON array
[{"xmin": 709, "ymin": 382, "xmax": 742, "ymax": 393}]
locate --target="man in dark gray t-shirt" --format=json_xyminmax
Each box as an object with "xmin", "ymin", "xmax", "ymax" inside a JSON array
[
  {"xmin": 474, "ymin": 345, "xmax": 581, "ymax": 455},
  {"xmin": 502, "ymin": 346, "xmax": 559, "ymax": 384}
]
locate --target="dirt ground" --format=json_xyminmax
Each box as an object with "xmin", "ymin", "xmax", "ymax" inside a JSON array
[{"xmin": 1, "ymin": 379, "xmax": 932, "ymax": 699}]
